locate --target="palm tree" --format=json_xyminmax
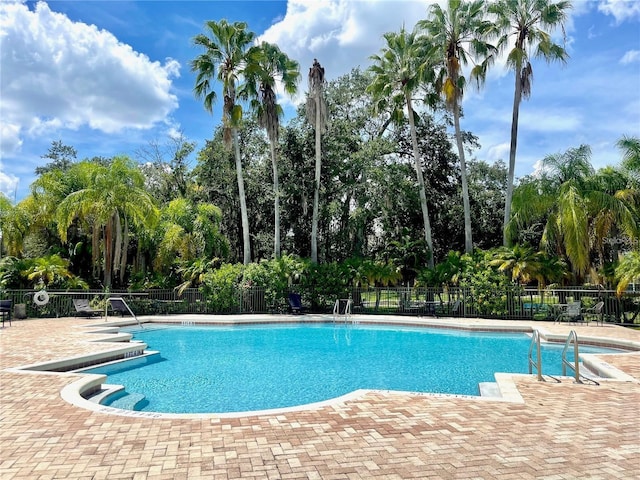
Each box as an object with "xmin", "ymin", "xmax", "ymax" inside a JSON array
[
  {"xmin": 536, "ymin": 252, "xmax": 567, "ymax": 287},
  {"xmin": 488, "ymin": 0, "xmax": 571, "ymax": 246},
  {"xmin": 243, "ymin": 42, "xmax": 300, "ymax": 258},
  {"xmin": 22, "ymin": 254, "xmax": 73, "ymax": 289},
  {"xmin": 176, "ymin": 258, "xmax": 221, "ymax": 296},
  {"xmin": 420, "ymin": 0, "xmax": 496, "ymax": 254},
  {"xmin": 490, "ymin": 244, "xmax": 543, "ymax": 284},
  {"xmin": 618, "ymin": 135, "xmax": 640, "ymax": 185},
  {"xmin": 306, "ymin": 59, "xmax": 327, "ymax": 263},
  {"xmin": 56, "ymin": 157, "xmax": 159, "ymax": 288},
  {"xmin": 367, "ymin": 26, "xmax": 436, "ymax": 268},
  {"xmin": 615, "ymin": 251, "xmax": 640, "ymax": 296},
  {"xmin": 192, "ymin": 20, "xmax": 255, "ymax": 265},
  {"xmin": 155, "ymin": 197, "xmax": 228, "ymax": 273},
  {"xmin": 0, "ymin": 195, "xmax": 29, "ymax": 257},
  {"xmin": 509, "ymin": 145, "xmax": 637, "ymax": 281},
  {"xmin": 433, "ymin": 250, "xmax": 470, "ymax": 286}
]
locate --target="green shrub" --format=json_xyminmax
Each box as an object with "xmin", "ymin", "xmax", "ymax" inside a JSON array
[{"xmin": 201, "ymin": 263, "xmax": 244, "ymax": 312}]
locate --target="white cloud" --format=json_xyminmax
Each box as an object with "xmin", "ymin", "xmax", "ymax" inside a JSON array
[
  {"xmin": 259, "ymin": 0, "xmax": 428, "ymax": 94},
  {"xmin": 0, "ymin": 1, "xmax": 180, "ymax": 157},
  {"xmin": 598, "ymin": 0, "xmax": 640, "ymax": 23},
  {"xmin": 486, "ymin": 142, "xmax": 510, "ymax": 162},
  {"xmin": 531, "ymin": 159, "xmax": 546, "ymax": 178},
  {"xmin": 0, "ymin": 122, "xmax": 23, "ymax": 155},
  {"xmin": 620, "ymin": 49, "xmax": 640, "ymax": 64},
  {"xmin": 0, "ymin": 168, "xmax": 19, "ymax": 201}
]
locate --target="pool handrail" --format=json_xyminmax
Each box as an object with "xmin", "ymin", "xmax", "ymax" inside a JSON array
[{"xmin": 528, "ymin": 329, "xmax": 543, "ymax": 381}]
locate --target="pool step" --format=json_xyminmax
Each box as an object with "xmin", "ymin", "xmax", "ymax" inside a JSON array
[
  {"xmin": 478, "ymin": 382, "xmax": 502, "ymax": 398},
  {"xmin": 107, "ymin": 392, "xmax": 148, "ymax": 411}
]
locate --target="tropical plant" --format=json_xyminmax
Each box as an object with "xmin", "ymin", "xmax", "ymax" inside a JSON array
[
  {"xmin": 306, "ymin": 58, "xmax": 327, "ymax": 263},
  {"xmin": 367, "ymin": 26, "xmax": 437, "ymax": 268},
  {"xmin": 536, "ymin": 251, "xmax": 567, "ymax": 287},
  {"xmin": 419, "ymin": 250, "xmax": 470, "ymax": 287},
  {"xmin": 243, "ymin": 42, "xmax": 300, "ymax": 258},
  {"xmin": 509, "ymin": 145, "xmax": 637, "ymax": 281},
  {"xmin": 241, "ymin": 254, "xmax": 307, "ymax": 307},
  {"xmin": 353, "ymin": 258, "xmax": 401, "ymax": 311},
  {"xmin": 489, "ymin": 0, "xmax": 571, "ymax": 246},
  {"xmin": 459, "ymin": 249, "xmax": 524, "ymax": 316},
  {"xmin": 420, "ymin": 0, "xmax": 496, "ymax": 253},
  {"xmin": 615, "ymin": 251, "xmax": 640, "ymax": 296},
  {"xmin": 176, "ymin": 258, "xmax": 221, "ymax": 296},
  {"xmin": 385, "ymin": 230, "xmax": 430, "ymax": 284},
  {"xmin": 55, "ymin": 157, "xmax": 159, "ymax": 288},
  {"xmin": 155, "ymin": 197, "xmax": 229, "ymax": 277},
  {"xmin": 192, "ymin": 19, "xmax": 255, "ymax": 264},
  {"xmin": 618, "ymin": 135, "xmax": 640, "ymax": 186},
  {"xmin": 0, "ymin": 195, "xmax": 30, "ymax": 257},
  {"xmin": 0, "ymin": 256, "xmax": 30, "ymax": 289},
  {"xmin": 200, "ymin": 262, "xmax": 245, "ymax": 311},
  {"xmin": 490, "ymin": 244, "xmax": 543, "ymax": 284},
  {"xmin": 22, "ymin": 254, "xmax": 73, "ymax": 289}
]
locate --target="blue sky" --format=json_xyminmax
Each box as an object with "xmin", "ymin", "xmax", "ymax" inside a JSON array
[{"xmin": 1, "ymin": 0, "xmax": 639, "ymax": 202}]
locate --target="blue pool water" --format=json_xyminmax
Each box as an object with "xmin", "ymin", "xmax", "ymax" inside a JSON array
[{"xmin": 85, "ymin": 323, "xmax": 615, "ymax": 414}]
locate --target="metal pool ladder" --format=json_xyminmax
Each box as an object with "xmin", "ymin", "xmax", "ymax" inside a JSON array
[
  {"xmin": 528, "ymin": 330, "xmax": 543, "ymax": 381},
  {"xmin": 529, "ymin": 329, "xmax": 598, "ymax": 385},
  {"xmin": 562, "ymin": 330, "xmax": 582, "ymax": 383},
  {"xmin": 562, "ymin": 330, "xmax": 599, "ymax": 385},
  {"xmin": 333, "ymin": 299, "xmax": 354, "ymax": 323}
]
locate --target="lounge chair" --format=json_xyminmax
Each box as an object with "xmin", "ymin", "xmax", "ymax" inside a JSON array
[
  {"xmin": 287, "ymin": 293, "xmax": 307, "ymax": 314},
  {"xmin": 0, "ymin": 300, "xmax": 12, "ymax": 327},
  {"xmin": 556, "ymin": 301, "xmax": 583, "ymax": 324},
  {"xmin": 109, "ymin": 297, "xmax": 141, "ymax": 327},
  {"xmin": 449, "ymin": 299, "xmax": 462, "ymax": 317},
  {"xmin": 73, "ymin": 298, "xmax": 102, "ymax": 317},
  {"xmin": 584, "ymin": 301, "xmax": 605, "ymax": 325}
]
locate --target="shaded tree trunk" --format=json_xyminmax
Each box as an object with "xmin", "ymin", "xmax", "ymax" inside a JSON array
[
  {"xmin": 233, "ymin": 129, "xmax": 251, "ymax": 264},
  {"xmin": 311, "ymin": 92, "xmax": 322, "ymax": 263},
  {"xmin": 104, "ymin": 217, "xmax": 114, "ymax": 288},
  {"xmin": 270, "ymin": 141, "xmax": 281, "ymax": 258},
  {"xmin": 453, "ymin": 106, "xmax": 473, "ymax": 253},
  {"xmin": 503, "ymin": 69, "xmax": 522, "ymax": 246},
  {"xmin": 120, "ymin": 217, "xmax": 129, "ymax": 284},
  {"xmin": 406, "ymin": 92, "xmax": 434, "ymax": 269}
]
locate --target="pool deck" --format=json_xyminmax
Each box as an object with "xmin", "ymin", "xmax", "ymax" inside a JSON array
[{"xmin": 1, "ymin": 315, "xmax": 639, "ymax": 479}]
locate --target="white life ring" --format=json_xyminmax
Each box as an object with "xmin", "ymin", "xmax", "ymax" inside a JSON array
[{"xmin": 34, "ymin": 290, "xmax": 50, "ymax": 306}]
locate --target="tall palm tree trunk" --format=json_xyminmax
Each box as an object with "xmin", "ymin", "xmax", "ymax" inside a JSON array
[
  {"xmin": 104, "ymin": 218, "xmax": 114, "ymax": 288},
  {"xmin": 311, "ymin": 92, "xmax": 322, "ymax": 263},
  {"xmin": 233, "ymin": 129, "xmax": 251, "ymax": 264},
  {"xmin": 113, "ymin": 213, "xmax": 122, "ymax": 281},
  {"xmin": 406, "ymin": 93, "xmax": 435, "ymax": 269},
  {"xmin": 92, "ymin": 228, "xmax": 100, "ymax": 278},
  {"xmin": 270, "ymin": 141, "xmax": 281, "ymax": 258},
  {"xmin": 453, "ymin": 106, "xmax": 473, "ymax": 253},
  {"xmin": 503, "ymin": 66, "xmax": 523, "ymax": 246},
  {"xmin": 119, "ymin": 217, "xmax": 129, "ymax": 284}
]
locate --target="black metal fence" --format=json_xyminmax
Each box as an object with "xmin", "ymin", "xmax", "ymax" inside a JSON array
[{"xmin": 1, "ymin": 286, "xmax": 639, "ymax": 325}]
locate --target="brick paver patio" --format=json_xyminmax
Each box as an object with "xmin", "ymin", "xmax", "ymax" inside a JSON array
[{"xmin": 1, "ymin": 315, "xmax": 639, "ymax": 479}]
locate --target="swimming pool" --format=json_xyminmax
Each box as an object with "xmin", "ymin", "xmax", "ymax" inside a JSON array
[{"xmin": 85, "ymin": 323, "xmax": 616, "ymax": 414}]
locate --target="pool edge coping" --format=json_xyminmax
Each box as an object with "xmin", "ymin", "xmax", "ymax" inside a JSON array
[{"xmin": 8, "ymin": 314, "xmax": 640, "ymax": 419}]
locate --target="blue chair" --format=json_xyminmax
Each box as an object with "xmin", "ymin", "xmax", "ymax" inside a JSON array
[
  {"xmin": 287, "ymin": 293, "xmax": 307, "ymax": 314},
  {"xmin": 1, "ymin": 300, "xmax": 12, "ymax": 327}
]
